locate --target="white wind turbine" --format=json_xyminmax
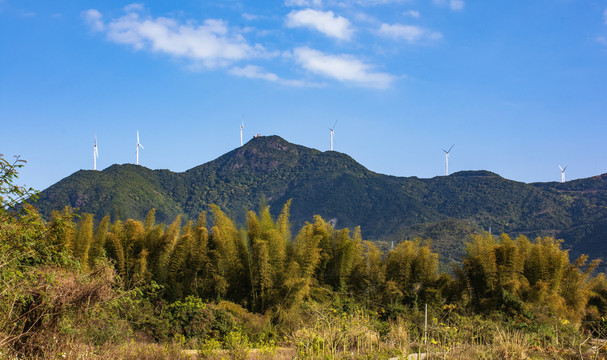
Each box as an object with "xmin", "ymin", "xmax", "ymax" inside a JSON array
[
  {"xmin": 136, "ymin": 131, "xmax": 144, "ymax": 165},
  {"xmin": 559, "ymin": 165, "xmax": 567, "ymax": 183},
  {"xmin": 442, "ymin": 144, "xmax": 454, "ymax": 176},
  {"xmin": 240, "ymin": 120, "xmax": 244, "ymax": 147},
  {"xmin": 330, "ymin": 121, "xmax": 338, "ymax": 151},
  {"xmin": 93, "ymin": 134, "xmax": 98, "ymax": 171}
]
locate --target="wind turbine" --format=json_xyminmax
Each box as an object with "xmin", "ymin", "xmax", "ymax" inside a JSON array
[
  {"xmin": 240, "ymin": 119, "xmax": 244, "ymax": 147},
  {"xmin": 559, "ymin": 165, "xmax": 567, "ymax": 183},
  {"xmin": 442, "ymin": 144, "xmax": 454, "ymax": 176},
  {"xmin": 136, "ymin": 131, "xmax": 144, "ymax": 165},
  {"xmin": 330, "ymin": 121, "xmax": 337, "ymax": 151},
  {"xmin": 93, "ymin": 134, "xmax": 98, "ymax": 171}
]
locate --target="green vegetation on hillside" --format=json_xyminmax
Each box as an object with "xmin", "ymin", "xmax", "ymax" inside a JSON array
[
  {"xmin": 31, "ymin": 136, "xmax": 607, "ymax": 263},
  {"xmin": 3, "ymin": 154, "xmax": 607, "ymax": 359}
]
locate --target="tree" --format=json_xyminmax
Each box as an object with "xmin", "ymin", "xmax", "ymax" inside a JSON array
[
  {"xmin": 287, "ymin": 220, "xmax": 322, "ymax": 305},
  {"xmin": 89, "ymin": 215, "xmax": 110, "ymax": 268},
  {"xmin": 155, "ymin": 215, "xmax": 182, "ymax": 285},
  {"xmin": 385, "ymin": 238, "xmax": 439, "ymax": 308},
  {"xmin": 349, "ymin": 240, "xmax": 385, "ymax": 304},
  {"xmin": 74, "ymin": 213, "xmax": 94, "ymax": 270},
  {"xmin": 251, "ymin": 240, "xmax": 272, "ymax": 311},
  {"xmin": 328, "ymin": 228, "xmax": 357, "ymax": 291},
  {"xmin": 0, "ymin": 154, "xmax": 38, "ymax": 211},
  {"xmin": 167, "ymin": 222, "xmax": 194, "ymax": 300},
  {"xmin": 0, "ymin": 155, "xmax": 117, "ymax": 357},
  {"xmin": 208, "ymin": 205, "xmax": 246, "ymax": 301}
]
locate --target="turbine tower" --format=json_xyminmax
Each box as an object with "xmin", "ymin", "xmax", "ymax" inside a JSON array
[
  {"xmin": 93, "ymin": 134, "xmax": 98, "ymax": 171},
  {"xmin": 240, "ymin": 120, "xmax": 244, "ymax": 147},
  {"xmin": 559, "ymin": 165, "xmax": 567, "ymax": 183},
  {"xmin": 136, "ymin": 131, "xmax": 144, "ymax": 165},
  {"xmin": 330, "ymin": 121, "xmax": 338, "ymax": 151},
  {"xmin": 442, "ymin": 144, "xmax": 454, "ymax": 176}
]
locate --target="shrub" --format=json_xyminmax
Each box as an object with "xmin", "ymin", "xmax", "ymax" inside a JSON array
[{"xmin": 168, "ymin": 296, "xmax": 214, "ymax": 340}]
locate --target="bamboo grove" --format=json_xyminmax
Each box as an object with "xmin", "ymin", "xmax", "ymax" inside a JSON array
[
  {"xmin": 11, "ymin": 199, "xmax": 607, "ymax": 326},
  {"xmin": 4, "ymin": 160, "xmax": 607, "ymax": 359}
]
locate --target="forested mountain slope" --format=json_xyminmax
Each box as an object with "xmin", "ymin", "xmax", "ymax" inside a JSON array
[{"xmin": 33, "ymin": 135, "xmax": 607, "ymax": 260}]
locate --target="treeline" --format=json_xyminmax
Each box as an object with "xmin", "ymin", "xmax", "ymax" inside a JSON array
[
  {"xmin": 41, "ymin": 200, "xmax": 607, "ymax": 324},
  {"xmin": 4, "ymin": 155, "xmax": 607, "ymax": 358},
  {"xmin": 3, "ymin": 202, "xmax": 607, "ymax": 357}
]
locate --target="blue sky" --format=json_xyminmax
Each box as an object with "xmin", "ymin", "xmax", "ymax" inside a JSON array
[{"xmin": 2, "ymin": 0, "xmax": 607, "ymax": 191}]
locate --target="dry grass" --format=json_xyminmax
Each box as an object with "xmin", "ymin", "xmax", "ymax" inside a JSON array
[
  {"xmin": 195, "ymin": 347, "xmax": 296, "ymax": 360},
  {"xmin": 492, "ymin": 328, "xmax": 529, "ymax": 360},
  {"xmin": 97, "ymin": 342, "xmax": 193, "ymax": 360},
  {"xmin": 1, "ymin": 263, "xmax": 117, "ymax": 358},
  {"xmin": 387, "ymin": 316, "xmax": 410, "ymax": 353},
  {"xmin": 290, "ymin": 305, "xmax": 409, "ymax": 359}
]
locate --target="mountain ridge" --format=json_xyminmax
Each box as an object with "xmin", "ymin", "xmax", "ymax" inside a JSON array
[{"xmin": 32, "ymin": 135, "xmax": 607, "ymax": 262}]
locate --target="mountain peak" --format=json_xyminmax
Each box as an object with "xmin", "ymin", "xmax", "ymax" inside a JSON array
[
  {"xmin": 450, "ymin": 170, "xmax": 502, "ymax": 178},
  {"xmin": 244, "ymin": 135, "xmax": 292, "ymax": 151},
  {"xmin": 214, "ymin": 135, "xmax": 319, "ymax": 174}
]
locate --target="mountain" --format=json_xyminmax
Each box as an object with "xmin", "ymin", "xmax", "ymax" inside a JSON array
[{"xmin": 32, "ymin": 135, "xmax": 607, "ymax": 262}]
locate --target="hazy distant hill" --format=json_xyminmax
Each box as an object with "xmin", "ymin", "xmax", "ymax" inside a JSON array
[{"xmin": 33, "ymin": 135, "xmax": 607, "ymax": 262}]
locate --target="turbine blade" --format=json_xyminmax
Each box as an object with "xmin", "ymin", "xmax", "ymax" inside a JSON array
[
  {"xmin": 448, "ymin": 144, "xmax": 454, "ymax": 153},
  {"xmin": 559, "ymin": 165, "xmax": 563, "ymax": 171},
  {"xmin": 563, "ymin": 165, "xmax": 567, "ymax": 171},
  {"xmin": 140, "ymin": 144, "xmax": 144, "ymax": 149},
  {"xmin": 332, "ymin": 120, "xmax": 338, "ymax": 130},
  {"xmin": 137, "ymin": 131, "xmax": 140, "ymax": 143}
]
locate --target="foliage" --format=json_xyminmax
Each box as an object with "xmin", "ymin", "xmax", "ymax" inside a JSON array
[
  {"xmin": 0, "ymin": 154, "xmax": 38, "ymax": 210},
  {"xmin": 2, "ymin": 154, "xmax": 607, "ymax": 359},
  {"xmin": 459, "ymin": 232, "xmax": 602, "ymax": 323},
  {"xmin": 292, "ymin": 303, "xmax": 404, "ymax": 359},
  {"xmin": 29, "ymin": 136, "xmax": 607, "ymax": 262}
]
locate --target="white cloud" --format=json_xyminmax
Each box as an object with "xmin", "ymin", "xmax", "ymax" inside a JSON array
[
  {"xmin": 433, "ymin": 0, "xmax": 464, "ymax": 11},
  {"xmin": 597, "ymin": 36, "xmax": 607, "ymax": 46},
  {"xmin": 291, "ymin": 46, "xmax": 394, "ymax": 88},
  {"xmin": 378, "ymin": 23, "xmax": 442, "ymax": 42},
  {"xmin": 286, "ymin": 9, "xmax": 353, "ymax": 40},
  {"xmin": 82, "ymin": 9, "xmax": 104, "ymax": 32},
  {"xmin": 230, "ymin": 65, "xmax": 281, "ymax": 81},
  {"xmin": 230, "ymin": 65, "xmax": 317, "ymax": 86},
  {"xmin": 450, "ymin": 0, "xmax": 464, "ymax": 10},
  {"xmin": 403, "ymin": 10, "xmax": 420, "ymax": 18},
  {"xmin": 242, "ymin": 13, "xmax": 260, "ymax": 21},
  {"xmin": 123, "ymin": 3, "xmax": 145, "ymax": 12},
  {"xmin": 285, "ymin": 0, "xmax": 322, "ymax": 7},
  {"xmin": 84, "ymin": 5, "xmax": 267, "ymax": 68}
]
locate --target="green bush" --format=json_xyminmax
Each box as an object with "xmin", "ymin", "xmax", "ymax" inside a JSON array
[{"xmin": 168, "ymin": 295, "xmax": 214, "ymax": 340}]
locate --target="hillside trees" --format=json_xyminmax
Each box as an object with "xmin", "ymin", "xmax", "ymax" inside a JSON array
[
  {"xmin": 385, "ymin": 239, "xmax": 440, "ymax": 308},
  {"xmin": 4, "ymin": 150, "xmax": 603, "ymax": 329},
  {"xmin": 35, "ymin": 200, "xmax": 444, "ymax": 313},
  {"xmin": 13, "ymin": 193, "xmax": 604, "ymax": 326},
  {"xmin": 52, "ymin": 201, "xmax": 601, "ymax": 325},
  {"xmin": 0, "ymin": 156, "xmax": 119, "ymax": 356},
  {"xmin": 6, "ymin": 153, "xmax": 607, "ymax": 359},
  {"xmin": 460, "ymin": 232, "xmax": 602, "ymax": 322},
  {"xmin": 348, "ymin": 239, "xmax": 385, "ymax": 304},
  {"xmin": 24, "ymin": 196, "xmax": 604, "ymax": 325}
]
